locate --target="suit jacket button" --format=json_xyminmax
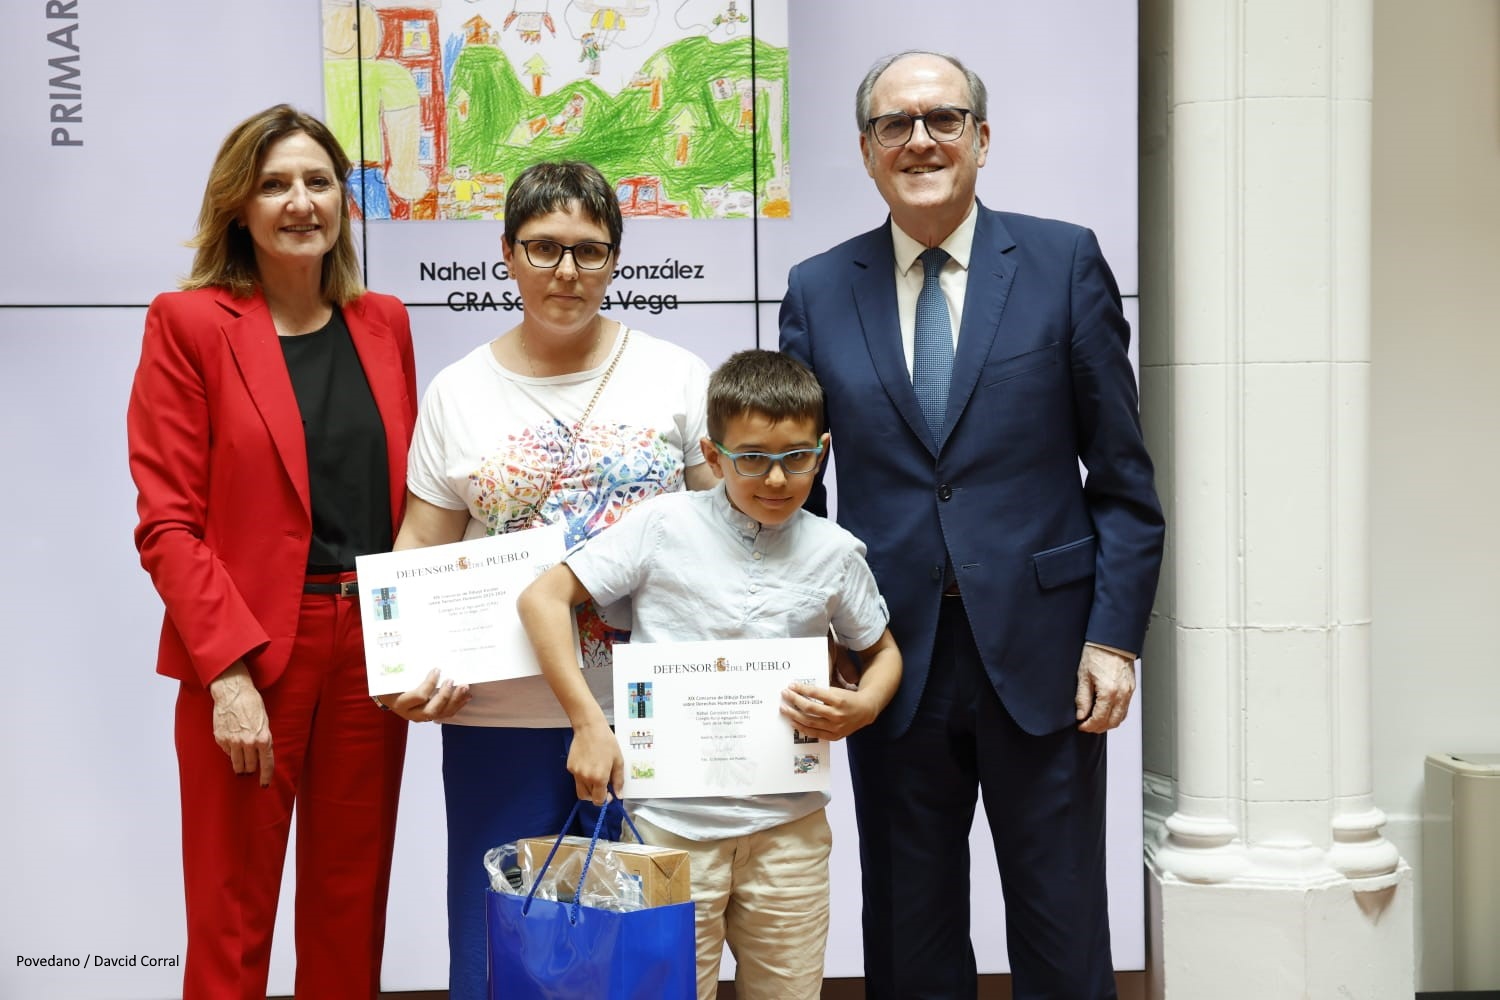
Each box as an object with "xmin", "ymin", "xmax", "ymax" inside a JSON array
[{"xmin": 937, "ymin": 484, "xmax": 953, "ymax": 502}]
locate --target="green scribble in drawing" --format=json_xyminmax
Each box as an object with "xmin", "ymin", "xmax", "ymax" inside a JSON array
[
  {"xmin": 321, "ymin": 1, "xmax": 789, "ymax": 221},
  {"xmin": 322, "ymin": 1, "xmax": 434, "ymax": 219}
]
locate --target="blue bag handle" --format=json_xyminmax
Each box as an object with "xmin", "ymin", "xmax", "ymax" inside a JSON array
[{"xmin": 522, "ymin": 787, "xmax": 645, "ymax": 925}]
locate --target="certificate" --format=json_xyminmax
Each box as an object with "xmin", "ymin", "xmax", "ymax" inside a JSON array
[
  {"xmin": 354, "ymin": 524, "xmax": 576, "ymax": 695},
  {"xmin": 611, "ymin": 636, "xmax": 830, "ymax": 798}
]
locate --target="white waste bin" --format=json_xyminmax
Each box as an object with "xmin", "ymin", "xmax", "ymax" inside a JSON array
[{"xmin": 1423, "ymin": 752, "xmax": 1500, "ymax": 990}]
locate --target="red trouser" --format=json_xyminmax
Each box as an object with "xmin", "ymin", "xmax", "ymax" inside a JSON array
[{"xmin": 174, "ymin": 585, "xmax": 408, "ymax": 1000}]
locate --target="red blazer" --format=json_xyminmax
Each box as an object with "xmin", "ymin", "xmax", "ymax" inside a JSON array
[{"xmin": 128, "ymin": 287, "xmax": 418, "ymax": 691}]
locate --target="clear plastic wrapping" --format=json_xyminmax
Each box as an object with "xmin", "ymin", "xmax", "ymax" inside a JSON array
[{"xmin": 484, "ymin": 838, "xmax": 648, "ymax": 912}]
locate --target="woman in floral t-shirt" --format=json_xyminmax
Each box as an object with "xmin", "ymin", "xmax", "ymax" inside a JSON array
[{"xmin": 380, "ymin": 161, "xmax": 713, "ymax": 1000}]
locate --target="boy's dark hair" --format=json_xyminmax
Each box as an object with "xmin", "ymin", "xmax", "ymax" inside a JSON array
[{"xmin": 707, "ymin": 350, "xmax": 826, "ymax": 440}]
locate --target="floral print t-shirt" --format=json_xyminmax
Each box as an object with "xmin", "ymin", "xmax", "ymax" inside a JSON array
[{"xmin": 406, "ymin": 327, "xmax": 710, "ymax": 727}]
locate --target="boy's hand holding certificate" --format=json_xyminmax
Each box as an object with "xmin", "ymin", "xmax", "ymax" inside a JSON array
[
  {"xmin": 355, "ymin": 524, "xmax": 578, "ymax": 696},
  {"xmin": 611, "ymin": 635, "xmax": 831, "ymax": 798}
]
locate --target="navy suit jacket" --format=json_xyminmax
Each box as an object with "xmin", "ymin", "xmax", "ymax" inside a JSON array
[{"xmin": 780, "ymin": 203, "xmax": 1164, "ymax": 737}]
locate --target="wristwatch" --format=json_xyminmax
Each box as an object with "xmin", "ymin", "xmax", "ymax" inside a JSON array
[{"xmin": 372, "ymin": 696, "xmax": 391, "ymax": 712}]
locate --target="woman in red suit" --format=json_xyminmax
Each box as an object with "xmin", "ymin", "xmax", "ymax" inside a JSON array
[{"xmin": 126, "ymin": 105, "xmax": 448, "ymax": 999}]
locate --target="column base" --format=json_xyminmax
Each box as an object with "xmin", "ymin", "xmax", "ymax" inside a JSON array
[{"xmin": 1146, "ymin": 858, "xmax": 1413, "ymax": 999}]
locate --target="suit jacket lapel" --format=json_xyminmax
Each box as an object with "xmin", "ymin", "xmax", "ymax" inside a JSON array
[
  {"xmin": 219, "ymin": 289, "xmax": 311, "ymax": 518},
  {"xmin": 344, "ymin": 297, "xmax": 409, "ymax": 531},
  {"xmin": 940, "ymin": 206, "xmax": 1017, "ymax": 450},
  {"xmin": 851, "ymin": 225, "xmax": 941, "ymax": 455}
]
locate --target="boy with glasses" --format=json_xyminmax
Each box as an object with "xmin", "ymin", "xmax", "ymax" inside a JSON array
[{"xmin": 519, "ymin": 349, "xmax": 901, "ymax": 1000}]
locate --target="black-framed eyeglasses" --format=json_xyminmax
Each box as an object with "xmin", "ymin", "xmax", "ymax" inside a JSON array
[
  {"xmin": 514, "ymin": 239, "xmax": 616, "ymax": 270},
  {"xmin": 712, "ymin": 441, "xmax": 825, "ymax": 477},
  {"xmin": 865, "ymin": 106, "xmax": 973, "ymax": 148}
]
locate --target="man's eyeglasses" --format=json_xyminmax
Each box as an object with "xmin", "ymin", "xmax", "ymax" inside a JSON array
[
  {"xmin": 865, "ymin": 106, "xmax": 973, "ymax": 148},
  {"xmin": 712, "ymin": 441, "xmax": 825, "ymax": 478},
  {"xmin": 514, "ymin": 239, "xmax": 616, "ymax": 270}
]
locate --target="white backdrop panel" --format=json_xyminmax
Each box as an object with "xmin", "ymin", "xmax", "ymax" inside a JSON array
[
  {"xmin": 2, "ymin": 307, "xmax": 188, "ymax": 999},
  {"xmin": 2, "ymin": 4, "xmax": 325, "ymax": 304},
  {"xmin": 755, "ymin": 2, "xmax": 1139, "ymax": 301}
]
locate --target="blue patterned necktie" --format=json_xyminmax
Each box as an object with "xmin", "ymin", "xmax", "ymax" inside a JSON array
[{"xmin": 912, "ymin": 247, "xmax": 954, "ymax": 435}]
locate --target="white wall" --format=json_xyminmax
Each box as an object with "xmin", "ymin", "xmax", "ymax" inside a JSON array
[{"xmin": 1369, "ymin": 0, "xmax": 1500, "ymax": 989}]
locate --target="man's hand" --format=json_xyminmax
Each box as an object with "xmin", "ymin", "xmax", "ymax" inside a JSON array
[
  {"xmin": 1075, "ymin": 645, "xmax": 1136, "ymax": 733},
  {"xmin": 209, "ymin": 661, "xmax": 274, "ymax": 787}
]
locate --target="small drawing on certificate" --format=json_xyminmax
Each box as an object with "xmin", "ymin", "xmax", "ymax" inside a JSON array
[
  {"xmin": 626, "ymin": 681, "xmax": 654, "ymax": 719},
  {"xmin": 371, "ymin": 586, "xmax": 400, "ymax": 621}
]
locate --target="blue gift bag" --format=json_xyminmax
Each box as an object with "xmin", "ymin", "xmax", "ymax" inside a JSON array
[{"xmin": 486, "ymin": 799, "xmax": 696, "ymax": 999}]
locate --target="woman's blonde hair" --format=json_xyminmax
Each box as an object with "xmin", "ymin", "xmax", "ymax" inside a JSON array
[{"xmin": 182, "ymin": 104, "xmax": 364, "ymax": 304}]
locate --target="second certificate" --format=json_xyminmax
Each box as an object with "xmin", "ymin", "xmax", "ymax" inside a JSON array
[
  {"xmin": 612, "ymin": 636, "xmax": 831, "ymax": 798},
  {"xmin": 355, "ymin": 523, "xmax": 576, "ymax": 695}
]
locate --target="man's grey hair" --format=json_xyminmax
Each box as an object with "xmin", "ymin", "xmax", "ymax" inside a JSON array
[{"xmin": 854, "ymin": 50, "xmax": 989, "ymax": 130}]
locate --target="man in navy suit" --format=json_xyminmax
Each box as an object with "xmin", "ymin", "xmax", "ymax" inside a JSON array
[{"xmin": 780, "ymin": 51, "xmax": 1164, "ymax": 999}]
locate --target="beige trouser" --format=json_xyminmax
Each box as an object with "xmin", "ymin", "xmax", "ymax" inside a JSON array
[{"xmin": 631, "ymin": 808, "xmax": 832, "ymax": 1000}]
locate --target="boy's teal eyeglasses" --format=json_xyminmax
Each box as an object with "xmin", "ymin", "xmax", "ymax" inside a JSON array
[{"xmin": 711, "ymin": 441, "xmax": 825, "ymax": 477}]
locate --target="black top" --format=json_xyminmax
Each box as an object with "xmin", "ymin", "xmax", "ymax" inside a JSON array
[{"xmin": 279, "ymin": 308, "xmax": 391, "ymax": 572}]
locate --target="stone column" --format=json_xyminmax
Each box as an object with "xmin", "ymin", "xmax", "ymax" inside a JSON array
[{"xmin": 1138, "ymin": 1, "xmax": 1412, "ymax": 995}]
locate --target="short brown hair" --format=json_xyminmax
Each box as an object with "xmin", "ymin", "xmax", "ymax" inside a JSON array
[
  {"xmin": 182, "ymin": 104, "xmax": 364, "ymax": 303},
  {"xmin": 502, "ymin": 161, "xmax": 624, "ymax": 250},
  {"xmin": 707, "ymin": 350, "xmax": 825, "ymax": 440}
]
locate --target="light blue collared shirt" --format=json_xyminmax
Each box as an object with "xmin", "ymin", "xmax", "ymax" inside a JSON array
[{"xmin": 567, "ymin": 482, "xmax": 889, "ymax": 838}]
